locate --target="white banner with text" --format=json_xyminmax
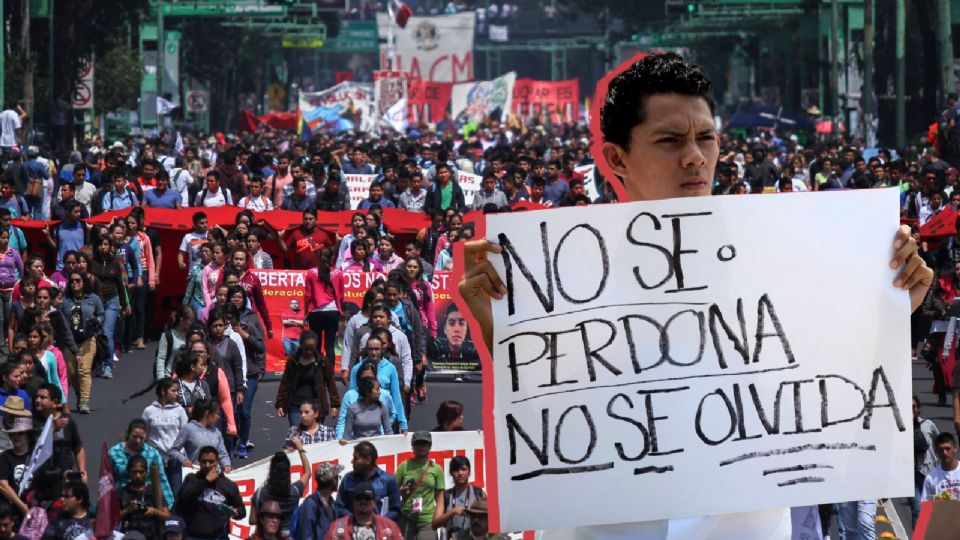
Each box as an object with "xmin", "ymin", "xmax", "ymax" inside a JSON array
[{"xmin": 482, "ymin": 189, "xmax": 912, "ymax": 532}]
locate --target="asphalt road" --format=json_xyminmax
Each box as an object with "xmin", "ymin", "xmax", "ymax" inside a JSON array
[
  {"xmin": 70, "ymin": 344, "xmax": 947, "ymax": 539},
  {"xmin": 71, "ymin": 346, "xmax": 483, "ymax": 488}
]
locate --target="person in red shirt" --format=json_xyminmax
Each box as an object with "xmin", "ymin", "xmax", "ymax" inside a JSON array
[
  {"xmin": 282, "ymin": 209, "xmax": 334, "ymax": 270},
  {"xmin": 281, "ymin": 299, "xmax": 306, "ymax": 359}
]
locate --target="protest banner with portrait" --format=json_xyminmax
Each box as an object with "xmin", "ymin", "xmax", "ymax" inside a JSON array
[
  {"xmin": 250, "ymin": 269, "xmax": 308, "ymax": 373},
  {"xmin": 474, "ymin": 189, "xmax": 912, "ymax": 532},
  {"xmin": 342, "ymin": 270, "xmax": 481, "ymax": 373}
]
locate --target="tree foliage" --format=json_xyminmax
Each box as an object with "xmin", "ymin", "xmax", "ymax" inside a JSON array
[{"xmin": 95, "ymin": 40, "xmax": 144, "ymax": 115}]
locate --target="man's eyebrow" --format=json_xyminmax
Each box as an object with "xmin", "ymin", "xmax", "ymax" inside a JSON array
[{"xmin": 651, "ymin": 127, "xmax": 717, "ymax": 136}]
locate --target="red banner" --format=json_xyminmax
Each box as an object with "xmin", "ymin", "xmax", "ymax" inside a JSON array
[
  {"xmin": 249, "ymin": 269, "xmax": 307, "ymax": 372},
  {"xmin": 920, "ymin": 206, "xmax": 958, "ymax": 239},
  {"xmin": 511, "ymin": 78, "xmax": 579, "ymax": 123},
  {"xmin": 408, "ymin": 80, "xmax": 452, "ymax": 124}
]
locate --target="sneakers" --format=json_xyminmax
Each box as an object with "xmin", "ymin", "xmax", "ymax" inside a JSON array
[
  {"xmin": 102, "ymin": 367, "xmax": 114, "ymax": 379},
  {"xmin": 135, "ymin": 338, "xmax": 146, "ymax": 350},
  {"xmin": 234, "ymin": 445, "xmax": 249, "ymax": 459},
  {"xmin": 245, "ymin": 441, "xmax": 255, "ymax": 450},
  {"xmin": 77, "ymin": 402, "xmax": 91, "ymax": 414},
  {"xmin": 113, "ymin": 353, "xmax": 120, "ymax": 364}
]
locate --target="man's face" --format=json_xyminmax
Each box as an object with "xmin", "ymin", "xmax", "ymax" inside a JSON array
[
  {"xmin": 198, "ymin": 452, "xmax": 218, "ymax": 476},
  {"xmin": 114, "ymin": 176, "xmax": 127, "ymax": 191},
  {"xmin": 445, "ymin": 310, "xmax": 467, "ymax": 347},
  {"xmin": 469, "ymin": 512, "xmax": 489, "ymax": 536},
  {"xmin": 195, "ymin": 218, "xmax": 208, "ymax": 233},
  {"xmin": 370, "ymin": 185, "xmax": 383, "ymax": 200},
  {"xmin": 370, "ymin": 310, "xmax": 388, "ymax": 328},
  {"xmin": 534, "ymin": 164, "xmax": 545, "ymax": 177},
  {"xmin": 412, "ymin": 440, "xmax": 431, "ymax": 459},
  {"xmin": 571, "ymin": 183, "xmax": 585, "ymax": 198},
  {"xmin": 546, "ymin": 163, "xmax": 560, "ymax": 179},
  {"xmin": 279, "ymin": 157, "xmax": 290, "ymax": 171},
  {"xmin": 936, "ymin": 441, "xmax": 958, "ymax": 468},
  {"xmin": 250, "ymin": 181, "xmax": 263, "ymax": 196},
  {"xmin": 35, "ymin": 389, "xmax": 56, "ymax": 414},
  {"xmin": 294, "ymin": 181, "xmax": 307, "ymax": 197},
  {"xmin": 61, "ymin": 184, "xmax": 75, "ymax": 201},
  {"xmin": 932, "ymin": 193, "xmax": 943, "ymax": 209},
  {"xmin": 483, "ymin": 177, "xmax": 496, "ymax": 193},
  {"xmin": 302, "ymin": 213, "xmax": 316, "ymax": 230},
  {"xmin": 602, "ymin": 93, "xmax": 719, "ymax": 201},
  {"xmin": 437, "ymin": 168, "xmax": 452, "ymax": 184},
  {"xmin": 353, "ymin": 150, "xmax": 364, "ymax": 163},
  {"xmin": 0, "ymin": 515, "xmax": 15, "ymax": 538},
  {"xmin": 352, "ymin": 451, "xmax": 372, "ymax": 474},
  {"xmin": 129, "ymin": 462, "xmax": 147, "ymax": 486},
  {"xmin": 143, "ymin": 163, "xmax": 158, "ymax": 179},
  {"xmin": 531, "ymin": 183, "xmax": 544, "ymax": 199},
  {"xmin": 411, "ymin": 176, "xmax": 423, "ymax": 191},
  {"xmin": 0, "ymin": 185, "xmax": 11, "ymax": 199}
]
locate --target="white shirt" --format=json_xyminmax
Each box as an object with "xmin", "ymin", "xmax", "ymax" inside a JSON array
[
  {"xmin": 922, "ymin": 462, "xmax": 960, "ymax": 501},
  {"xmin": 196, "ymin": 187, "xmax": 231, "ymax": 207},
  {"xmin": 0, "ymin": 109, "xmax": 21, "ymax": 148},
  {"xmin": 179, "ymin": 231, "xmax": 209, "ymax": 268},
  {"xmin": 170, "ymin": 167, "xmax": 195, "ymax": 202},
  {"xmin": 238, "ymin": 194, "xmax": 274, "ymax": 212}
]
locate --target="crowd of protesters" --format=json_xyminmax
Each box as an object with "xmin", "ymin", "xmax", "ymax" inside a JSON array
[{"xmin": 2, "ymin": 83, "xmax": 960, "ymax": 538}]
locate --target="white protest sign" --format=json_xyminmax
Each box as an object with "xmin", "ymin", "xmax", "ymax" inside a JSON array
[
  {"xmin": 458, "ymin": 170, "xmax": 482, "ymax": 207},
  {"xmin": 482, "ymin": 189, "xmax": 912, "ymax": 532},
  {"xmin": 222, "ymin": 431, "xmax": 487, "ymax": 539},
  {"xmin": 343, "ymin": 173, "xmax": 377, "ymax": 209},
  {"xmin": 377, "ymin": 12, "xmax": 475, "ymax": 83},
  {"xmin": 574, "ymin": 164, "xmax": 599, "ymax": 200}
]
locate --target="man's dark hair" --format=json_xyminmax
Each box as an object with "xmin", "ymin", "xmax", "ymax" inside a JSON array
[
  {"xmin": 63, "ymin": 481, "xmax": 90, "ymax": 509},
  {"xmin": 530, "ymin": 176, "xmax": 546, "ymax": 188},
  {"xmin": 198, "ymin": 445, "xmax": 219, "ymax": 460},
  {"xmin": 193, "ymin": 211, "xmax": 207, "ymax": 225},
  {"xmin": 601, "ymin": 52, "xmax": 714, "ymax": 149},
  {"xmin": 354, "ymin": 440, "xmax": 378, "ymax": 462},
  {"xmin": 38, "ymin": 382, "xmax": 62, "ymax": 403},
  {"xmin": 935, "ymin": 432, "xmax": 957, "ymax": 447},
  {"xmin": 435, "ymin": 162, "xmax": 452, "ymax": 174}
]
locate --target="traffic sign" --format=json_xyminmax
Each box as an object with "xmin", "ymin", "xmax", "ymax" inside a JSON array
[
  {"xmin": 186, "ymin": 90, "xmax": 209, "ymax": 113},
  {"xmin": 72, "ymin": 82, "xmax": 93, "ymax": 109}
]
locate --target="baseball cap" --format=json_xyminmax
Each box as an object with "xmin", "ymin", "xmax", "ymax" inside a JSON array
[
  {"xmin": 314, "ymin": 463, "xmax": 344, "ymax": 485},
  {"xmin": 411, "ymin": 431, "xmax": 432, "ymax": 444},
  {"xmin": 353, "ymin": 481, "xmax": 376, "ymax": 500},
  {"xmin": 162, "ymin": 516, "xmax": 186, "ymax": 534}
]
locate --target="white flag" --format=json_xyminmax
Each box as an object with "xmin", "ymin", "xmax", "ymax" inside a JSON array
[
  {"xmin": 384, "ymin": 97, "xmax": 408, "ymax": 132},
  {"xmin": 19, "ymin": 416, "xmax": 54, "ymax": 496}
]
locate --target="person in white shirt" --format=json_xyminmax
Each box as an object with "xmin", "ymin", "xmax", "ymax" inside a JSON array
[
  {"xmin": 0, "ymin": 103, "xmax": 25, "ymax": 156},
  {"xmin": 193, "ymin": 171, "xmax": 234, "ymax": 207},
  {"xmin": 919, "ymin": 191, "xmax": 946, "ymax": 226},
  {"xmin": 238, "ymin": 177, "xmax": 274, "ymax": 212},
  {"xmin": 922, "ymin": 432, "xmax": 960, "ymax": 501},
  {"xmin": 169, "ymin": 156, "xmax": 196, "ymax": 203}
]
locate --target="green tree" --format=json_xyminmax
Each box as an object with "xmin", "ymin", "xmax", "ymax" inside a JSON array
[{"xmin": 95, "ymin": 40, "xmax": 144, "ymax": 115}]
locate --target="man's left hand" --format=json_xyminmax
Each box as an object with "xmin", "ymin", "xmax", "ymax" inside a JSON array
[{"xmin": 892, "ymin": 224, "xmax": 934, "ymax": 313}]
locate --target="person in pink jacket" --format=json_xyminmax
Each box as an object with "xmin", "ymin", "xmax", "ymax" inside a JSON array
[
  {"xmin": 200, "ymin": 243, "xmax": 226, "ymax": 307},
  {"xmin": 304, "ymin": 248, "xmax": 345, "ymax": 370}
]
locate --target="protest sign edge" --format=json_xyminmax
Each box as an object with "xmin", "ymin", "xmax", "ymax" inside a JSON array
[{"xmin": 451, "ymin": 213, "xmax": 503, "ymax": 533}]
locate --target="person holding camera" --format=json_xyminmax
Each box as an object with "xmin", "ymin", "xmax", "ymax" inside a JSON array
[{"xmin": 117, "ymin": 455, "xmax": 170, "ymax": 540}]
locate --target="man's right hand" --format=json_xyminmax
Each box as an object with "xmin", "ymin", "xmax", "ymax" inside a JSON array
[
  {"xmin": 206, "ymin": 467, "xmax": 219, "ymax": 482},
  {"xmin": 458, "ymin": 240, "xmax": 506, "ymax": 352}
]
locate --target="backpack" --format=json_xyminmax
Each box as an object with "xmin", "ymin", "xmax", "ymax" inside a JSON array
[
  {"xmin": 289, "ymin": 491, "xmax": 334, "ymax": 537},
  {"xmin": 18, "ymin": 506, "xmax": 49, "ymax": 540}
]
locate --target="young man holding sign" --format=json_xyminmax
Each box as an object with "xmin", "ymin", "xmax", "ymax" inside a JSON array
[{"xmin": 458, "ymin": 53, "xmax": 932, "ymax": 538}]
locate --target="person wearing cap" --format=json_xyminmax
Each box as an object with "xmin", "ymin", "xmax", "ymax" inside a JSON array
[
  {"xmin": 395, "ymin": 432, "xmax": 445, "ymax": 540},
  {"xmin": 294, "ymin": 463, "xmax": 347, "ymax": 540},
  {"xmin": 161, "ymin": 516, "xmax": 186, "ymax": 540},
  {"xmin": 324, "ymin": 481, "xmax": 403, "ymax": 540},
  {"xmin": 0, "ymin": 415, "xmax": 34, "ymax": 515},
  {"xmin": 450, "ymin": 499, "xmax": 509, "ymax": 540},
  {"xmin": 22, "ymin": 146, "xmax": 51, "ymax": 220}
]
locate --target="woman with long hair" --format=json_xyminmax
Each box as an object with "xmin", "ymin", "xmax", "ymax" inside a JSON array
[
  {"xmin": 124, "ymin": 208, "xmax": 157, "ymax": 350},
  {"xmin": 60, "ymin": 271, "xmax": 103, "ymax": 413},
  {"xmin": 173, "ymin": 349, "xmax": 211, "ymax": 414},
  {"xmin": 0, "ymin": 228, "xmax": 23, "ymax": 353},
  {"xmin": 347, "ymin": 330, "xmax": 407, "ymax": 433},
  {"xmin": 285, "ymin": 400, "xmax": 336, "ymax": 447},
  {"xmin": 226, "ymin": 287, "xmax": 265, "ymax": 459},
  {"xmin": 224, "ymin": 248, "xmax": 273, "ymax": 338},
  {"xmin": 275, "ymin": 331, "xmax": 340, "ymax": 428},
  {"xmin": 341, "ymin": 239, "xmax": 382, "ymax": 273},
  {"xmin": 170, "ymin": 397, "xmax": 232, "ymax": 473},
  {"xmin": 335, "ymin": 360, "xmax": 397, "ymax": 439},
  {"xmin": 248, "ymin": 445, "xmax": 310, "ymax": 534},
  {"xmin": 305, "ymin": 247, "xmax": 343, "ymax": 373},
  {"xmin": 87, "ymin": 235, "xmax": 130, "ymax": 379},
  {"xmin": 141, "ymin": 377, "xmax": 188, "ymax": 495},
  {"xmin": 27, "ymin": 323, "xmax": 67, "ymax": 402},
  {"xmin": 375, "ymin": 234, "xmax": 404, "ymax": 273},
  {"xmin": 7, "ymin": 276, "xmax": 36, "ymax": 351},
  {"xmin": 156, "ymin": 305, "xmax": 195, "ymax": 380},
  {"xmin": 400, "ymin": 256, "xmax": 437, "ymax": 338},
  {"xmin": 340, "ymin": 375, "xmax": 392, "ymax": 442},
  {"xmin": 11, "ymin": 255, "xmax": 56, "ymax": 302},
  {"xmin": 201, "ymin": 243, "xmax": 226, "ymax": 307}
]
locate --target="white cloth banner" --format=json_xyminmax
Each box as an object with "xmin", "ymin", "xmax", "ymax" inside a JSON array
[
  {"xmin": 343, "ymin": 173, "xmax": 378, "ymax": 209},
  {"xmin": 483, "ymin": 189, "xmax": 912, "ymax": 532},
  {"xmin": 222, "ymin": 431, "xmax": 486, "ymax": 540},
  {"xmin": 377, "ymin": 12, "xmax": 475, "ymax": 83},
  {"xmin": 374, "ymin": 71, "xmax": 409, "ymax": 133},
  {"xmin": 457, "ymin": 170, "xmax": 482, "ymax": 206},
  {"xmin": 451, "ymin": 72, "xmax": 516, "ymax": 123},
  {"xmin": 19, "ymin": 416, "xmax": 54, "ymax": 496}
]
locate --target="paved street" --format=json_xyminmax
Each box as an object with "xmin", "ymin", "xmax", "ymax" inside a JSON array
[{"xmin": 71, "ymin": 344, "xmax": 946, "ymax": 538}]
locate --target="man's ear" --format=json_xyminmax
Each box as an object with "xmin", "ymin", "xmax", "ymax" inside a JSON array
[{"xmin": 601, "ymin": 142, "xmax": 630, "ymax": 178}]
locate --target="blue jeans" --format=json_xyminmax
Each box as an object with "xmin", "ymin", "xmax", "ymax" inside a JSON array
[
  {"xmin": 287, "ymin": 407, "xmax": 302, "ymax": 428},
  {"xmin": 282, "ymin": 338, "xmax": 299, "ymax": 358},
  {"xmin": 836, "ymin": 500, "xmax": 876, "ymax": 540},
  {"xmin": 237, "ymin": 376, "xmax": 259, "ymax": 444},
  {"xmin": 190, "ymin": 299, "xmax": 204, "ymax": 321},
  {"xmin": 101, "ymin": 296, "xmax": 121, "ymax": 368},
  {"xmin": 165, "ymin": 456, "xmax": 183, "ymax": 499}
]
